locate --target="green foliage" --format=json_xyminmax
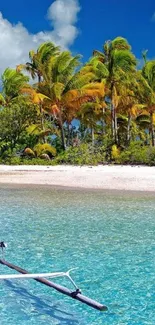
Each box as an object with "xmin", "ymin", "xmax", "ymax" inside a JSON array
[
  {"xmin": 21, "ymin": 42, "xmax": 60, "ymax": 80},
  {"xmin": 54, "ymin": 144, "xmax": 106, "ymax": 165},
  {"xmin": 142, "ymin": 60, "xmax": 155, "ymax": 91},
  {"xmin": 23, "ymin": 143, "xmax": 57, "ymax": 161},
  {"xmin": 111, "ymin": 145, "xmax": 120, "ymax": 160},
  {"xmin": 0, "ymin": 98, "xmax": 38, "ymax": 152},
  {"xmin": 1, "ymin": 68, "xmax": 29, "ymax": 100},
  {"xmin": 41, "ymin": 51, "xmax": 81, "ymax": 92},
  {"xmin": 0, "ymin": 157, "xmax": 56, "ymax": 166},
  {"xmin": 1, "ymin": 39, "xmax": 155, "ymax": 166},
  {"xmin": 113, "ymin": 141, "xmax": 155, "ymax": 165},
  {"xmin": 111, "ymin": 37, "xmax": 131, "ymax": 51},
  {"xmin": 33, "ymin": 143, "xmax": 56, "ymax": 157}
]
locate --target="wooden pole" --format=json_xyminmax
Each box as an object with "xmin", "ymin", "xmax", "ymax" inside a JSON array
[{"xmin": 0, "ymin": 259, "xmax": 108, "ymax": 312}]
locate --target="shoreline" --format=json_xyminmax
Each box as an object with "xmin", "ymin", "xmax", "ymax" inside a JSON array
[
  {"xmin": 1, "ymin": 183, "xmax": 155, "ymax": 198},
  {"xmin": 0, "ymin": 165, "xmax": 155, "ymax": 193}
]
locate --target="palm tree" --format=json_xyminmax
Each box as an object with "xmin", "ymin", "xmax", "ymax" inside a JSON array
[
  {"xmin": 93, "ymin": 37, "xmax": 137, "ymax": 143},
  {"xmin": 142, "ymin": 60, "xmax": 155, "ymax": 146},
  {"xmin": 20, "ymin": 87, "xmax": 50, "ymax": 140},
  {"xmin": 16, "ymin": 42, "xmax": 60, "ymax": 140},
  {"xmin": 0, "ymin": 68, "xmax": 29, "ymax": 104},
  {"xmin": 17, "ymin": 42, "xmax": 60, "ymax": 83},
  {"xmin": 78, "ymin": 101, "xmax": 106, "ymax": 145},
  {"xmin": 110, "ymin": 73, "xmax": 144, "ymax": 145},
  {"xmin": 37, "ymin": 51, "xmax": 105, "ymax": 150}
]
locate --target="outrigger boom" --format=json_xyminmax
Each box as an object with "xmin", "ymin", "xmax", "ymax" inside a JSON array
[
  {"xmin": 0, "ymin": 243, "xmax": 108, "ymax": 312},
  {"xmin": 0, "ymin": 269, "xmax": 79, "ymax": 290}
]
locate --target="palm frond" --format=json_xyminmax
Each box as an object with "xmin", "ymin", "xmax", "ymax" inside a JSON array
[
  {"xmin": 55, "ymin": 51, "xmax": 72, "ymax": 75},
  {"xmin": 37, "ymin": 42, "xmax": 60, "ymax": 63},
  {"xmin": 52, "ymin": 82, "xmax": 64, "ymax": 100},
  {"xmin": 65, "ymin": 72, "xmax": 96, "ymax": 92},
  {"xmin": 21, "ymin": 87, "xmax": 49, "ymax": 103},
  {"xmin": 58, "ymin": 55, "xmax": 81, "ymax": 83},
  {"xmin": 82, "ymin": 82, "xmax": 105, "ymax": 97},
  {"xmin": 111, "ymin": 37, "xmax": 131, "ymax": 51},
  {"xmin": 112, "ymin": 49, "xmax": 137, "ymax": 73},
  {"xmin": 0, "ymin": 93, "xmax": 5, "ymax": 105},
  {"xmin": 142, "ymin": 60, "xmax": 155, "ymax": 90},
  {"xmin": 29, "ymin": 50, "xmax": 35, "ymax": 60},
  {"xmin": 1, "ymin": 68, "xmax": 29, "ymax": 100}
]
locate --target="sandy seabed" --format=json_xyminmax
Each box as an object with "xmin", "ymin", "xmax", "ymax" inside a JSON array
[{"xmin": 0, "ymin": 165, "xmax": 155, "ymax": 192}]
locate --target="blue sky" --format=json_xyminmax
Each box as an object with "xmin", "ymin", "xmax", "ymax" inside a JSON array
[{"xmin": 0, "ymin": 0, "xmax": 155, "ymax": 72}]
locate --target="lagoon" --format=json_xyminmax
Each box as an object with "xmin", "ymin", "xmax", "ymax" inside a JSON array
[{"xmin": 0, "ymin": 186, "xmax": 155, "ymax": 325}]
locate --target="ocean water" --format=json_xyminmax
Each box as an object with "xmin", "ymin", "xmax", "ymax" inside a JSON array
[{"xmin": 0, "ymin": 185, "xmax": 154, "ymax": 325}]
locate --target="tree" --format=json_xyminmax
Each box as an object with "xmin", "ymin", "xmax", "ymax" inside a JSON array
[
  {"xmin": 93, "ymin": 37, "xmax": 137, "ymax": 143},
  {"xmin": 142, "ymin": 60, "xmax": 155, "ymax": 146},
  {"xmin": 37, "ymin": 51, "xmax": 105, "ymax": 150},
  {"xmin": 0, "ymin": 97, "xmax": 38, "ymax": 152},
  {"xmin": 20, "ymin": 87, "xmax": 50, "ymax": 140},
  {"xmin": 0, "ymin": 68, "xmax": 29, "ymax": 104},
  {"xmin": 16, "ymin": 42, "xmax": 61, "ymax": 142},
  {"xmin": 17, "ymin": 42, "xmax": 60, "ymax": 83},
  {"xmin": 78, "ymin": 100, "xmax": 107, "ymax": 145}
]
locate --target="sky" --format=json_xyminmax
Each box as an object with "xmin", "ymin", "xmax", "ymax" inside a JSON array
[{"xmin": 0, "ymin": 0, "xmax": 155, "ymax": 73}]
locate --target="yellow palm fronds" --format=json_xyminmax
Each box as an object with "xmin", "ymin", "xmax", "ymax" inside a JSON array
[
  {"xmin": 153, "ymin": 112, "xmax": 155, "ymax": 125},
  {"xmin": 66, "ymin": 94, "xmax": 93, "ymax": 110},
  {"xmin": 21, "ymin": 87, "xmax": 49, "ymax": 103},
  {"xmin": 43, "ymin": 104, "xmax": 60, "ymax": 118},
  {"xmin": 130, "ymin": 104, "xmax": 147, "ymax": 117},
  {"xmin": 62, "ymin": 82, "xmax": 105, "ymax": 111},
  {"xmin": 16, "ymin": 64, "xmax": 25, "ymax": 73},
  {"xmin": 63, "ymin": 89, "xmax": 79, "ymax": 102}
]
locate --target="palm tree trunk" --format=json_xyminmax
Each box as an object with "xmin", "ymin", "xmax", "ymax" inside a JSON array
[
  {"xmin": 40, "ymin": 103, "xmax": 44, "ymax": 130},
  {"xmin": 59, "ymin": 109, "xmax": 66, "ymax": 150},
  {"xmin": 37, "ymin": 74, "xmax": 46, "ymax": 143},
  {"xmin": 114, "ymin": 109, "xmax": 118, "ymax": 144},
  {"xmin": 39, "ymin": 102, "xmax": 45, "ymax": 143},
  {"xmin": 111, "ymin": 103, "xmax": 115, "ymax": 141},
  {"xmin": 150, "ymin": 112, "xmax": 155, "ymax": 146},
  {"xmin": 127, "ymin": 113, "xmax": 131, "ymax": 145},
  {"xmin": 38, "ymin": 74, "xmax": 41, "ymax": 84},
  {"xmin": 91, "ymin": 127, "xmax": 95, "ymax": 146},
  {"xmin": 67, "ymin": 122, "xmax": 70, "ymax": 146},
  {"xmin": 101, "ymin": 118, "xmax": 105, "ymax": 135},
  {"xmin": 111, "ymin": 83, "xmax": 116, "ymax": 142}
]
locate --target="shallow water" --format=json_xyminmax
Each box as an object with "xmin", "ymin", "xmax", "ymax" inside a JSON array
[{"xmin": 0, "ymin": 186, "xmax": 155, "ymax": 325}]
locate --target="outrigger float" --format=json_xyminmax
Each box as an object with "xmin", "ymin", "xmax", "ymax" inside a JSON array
[{"xmin": 0, "ymin": 242, "xmax": 108, "ymax": 312}]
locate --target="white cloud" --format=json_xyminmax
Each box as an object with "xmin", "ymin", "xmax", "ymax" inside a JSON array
[
  {"xmin": 0, "ymin": 0, "xmax": 80, "ymax": 74},
  {"xmin": 47, "ymin": 0, "xmax": 80, "ymax": 47}
]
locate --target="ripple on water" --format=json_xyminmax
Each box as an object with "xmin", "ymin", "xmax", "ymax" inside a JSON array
[{"xmin": 0, "ymin": 186, "xmax": 155, "ymax": 325}]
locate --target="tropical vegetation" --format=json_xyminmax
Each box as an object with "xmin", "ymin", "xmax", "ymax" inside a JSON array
[{"xmin": 1, "ymin": 37, "xmax": 155, "ymax": 165}]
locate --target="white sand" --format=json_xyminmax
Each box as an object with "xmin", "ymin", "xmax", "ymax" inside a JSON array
[{"xmin": 0, "ymin": 165, "xmax": 155, "ymax": 192}]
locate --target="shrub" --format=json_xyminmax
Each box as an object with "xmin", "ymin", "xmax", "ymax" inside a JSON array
[
  {"xmin": 146, "ymin": 147, "xmax": 155, "ymax": 165},
  {"xmin": 6, "ymin": 157, "xmax": 22, "ymax": 165},
  {"xmin": 33, "ymin": 143, "xmax": 56, "ymax": 158},
  {"xmin": 24, "ymin": 143, "xmax": 57, "ymax": 160},
  {"xmin": 53, "ymin": 144, "xmax": 106, "ymax": 165},
  {"xmin": 111, "ymin": 145, "xmax": 120, "ymax": 160},
  {"xmin": 116, "ymin": 142, "xmax": 155, "ymax": 165},
  {"xmin": 0, "ymin": 157, "xmax": 57, "ymax": 166},
  {"xmin": 24, "ymin": 148, "xmax": 35, "ymax": 158}
]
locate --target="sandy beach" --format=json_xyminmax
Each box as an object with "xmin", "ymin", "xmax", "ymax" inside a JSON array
[{"xmin": 0, "ymin": 165, "xmax": 155, "ymax": 192}]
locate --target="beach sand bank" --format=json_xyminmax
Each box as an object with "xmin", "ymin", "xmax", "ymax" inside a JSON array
[{"xmin": 0, "ymin": 165, "xmax": 155, "ymax": 192}]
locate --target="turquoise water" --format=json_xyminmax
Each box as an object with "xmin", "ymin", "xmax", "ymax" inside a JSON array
[{"xmin": 0, "ymin": 186, "xmax": 155, "ymax": 325}]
